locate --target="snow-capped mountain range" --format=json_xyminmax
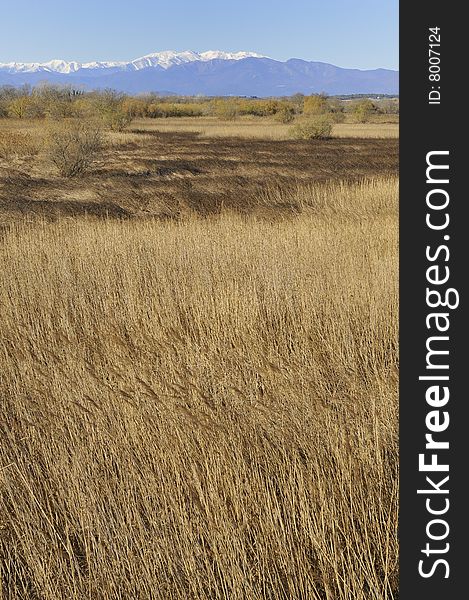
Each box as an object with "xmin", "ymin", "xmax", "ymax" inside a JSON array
[
  {"xmin": 0, "ymin": 51, "xmax": 398, "ymax": 96},
  {"xmin": 0, "ymin": 51, "xmax": 267, "ymax": 74}
]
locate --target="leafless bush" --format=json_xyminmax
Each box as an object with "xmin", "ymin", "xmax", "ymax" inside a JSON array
[
  {"xmin": 46, "ymin": 120, "xmax": 103, "ymax": 177},
  {"xmin": 103, "ymin": 108, "xmax": 133, "ymax": 132}
]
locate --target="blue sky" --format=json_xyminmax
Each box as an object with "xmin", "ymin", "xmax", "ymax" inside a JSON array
[{"xmin": 1, "ymin": 0, "xmax": 398, "ymax": 70}]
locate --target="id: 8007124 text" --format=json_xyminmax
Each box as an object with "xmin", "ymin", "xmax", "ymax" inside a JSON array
[{"xmin": 428, "ymin": 27, "xmax": 441, "ymax": 105}]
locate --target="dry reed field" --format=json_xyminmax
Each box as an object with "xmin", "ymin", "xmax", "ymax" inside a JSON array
[
  {"xmin": 128, "ymin": 117, "xmax": 399, "ymax": 140},
  {"xmin": 0, "ymin": 120, "xmax": 397, "ymax": 224},
  {"xmin": 0, "ymin": 176, "xmax": 398, "ymax": 599}
]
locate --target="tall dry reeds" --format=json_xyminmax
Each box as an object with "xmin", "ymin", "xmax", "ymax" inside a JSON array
[{"xmin": 0, "ymin": 178, "xmax": 398, "ymax": 599}]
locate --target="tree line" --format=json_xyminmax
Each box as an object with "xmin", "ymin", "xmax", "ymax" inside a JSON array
[{"xmin": 0, "ymin": 84, "xmax": 399, "ymax": 129}]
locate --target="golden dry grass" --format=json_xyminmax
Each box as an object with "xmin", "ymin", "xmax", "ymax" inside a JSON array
[
  {"xmin": 0, "ymin": 131, "xmax": 40, "ymax": 161},
  {"xmin": 129, "ymin": 117, "xmax": 398, "ymax": 139},
  {"xmin": 0, "ymin": 177, "xmax": 398, "ymax": 599},
  {"xmin": 333, "ymin": 123, "xmax": 399, "ymax": 139}
]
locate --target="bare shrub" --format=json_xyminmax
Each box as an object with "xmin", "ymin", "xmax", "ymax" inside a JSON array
[
  {"xmin": 213, "ymin": 99, "xmax": 239, "ymax": 121},
  {"xmin": 6, "ymin": 96, "xmax": 33, "ymax": 119},
  {"xmin": 46, "ymin": 120, "xmax": 103, "ymax": 177},
  {"xmin": 330, "ymin": 110, "xmax": 346, "ymax": 123},
  {"xmin": 93, "ymin": 90, "xmax": 134, "ymax": 131},
  {"xmin": 289, "ymin": 115, "xmax": 333, "ymax": 140},
  {"xmin": 103, "ymin": 108, "xmax": 133, "ymax": 132}
]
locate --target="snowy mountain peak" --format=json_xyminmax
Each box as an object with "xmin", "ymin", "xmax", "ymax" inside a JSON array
[
  {"xmin": 42, "ymin": 60, "xmax": 81, "ymax": 74},
  {"xmin": 0, "ymin": 52, "xmax": 399, "ymax": 96},
  {"xmin": 199, "ymin": 51, "xmax": 266, "ymax": 61},
  {"xmin": 0, "ymin": 51, "xmax": 268, "ymax": 74}
]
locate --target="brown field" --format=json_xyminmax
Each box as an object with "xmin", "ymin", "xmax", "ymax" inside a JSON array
[
  {"xmin": 0, "ymin": 119, "xmax": 397, "ymax": 223},
  {"xmin": 0, "ymin": 117, "xmax": 398, "ymax": 599}
]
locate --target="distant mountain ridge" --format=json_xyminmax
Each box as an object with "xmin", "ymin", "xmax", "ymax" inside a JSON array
[
  {"xmin": 0, "ymin": 51, "xmax": 399, "ymax": 96},
  {"xmin": 0, "ymin": 51, "xmax": 267, "ymax": 74}
]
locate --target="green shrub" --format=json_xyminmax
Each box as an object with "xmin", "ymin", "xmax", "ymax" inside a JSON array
[
  {"xmin": 289, "ymin": 116, "xmax": 333, "ymax": 140},
  {"xmin": 303, "ymin": 94, "xmax": 328, "ymax": 115},
  {"xmin": 274, "ymin": 105, "xmax": 295, "ymax": 123},
  {"xmin": 353, "ymin": 99, "xmax": 376, "ymax": 123}
]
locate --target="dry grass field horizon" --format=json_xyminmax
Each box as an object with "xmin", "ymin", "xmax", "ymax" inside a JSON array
[{"xmin": 0, "ymin": 113, "xmax": 398, "ymax": 599}]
